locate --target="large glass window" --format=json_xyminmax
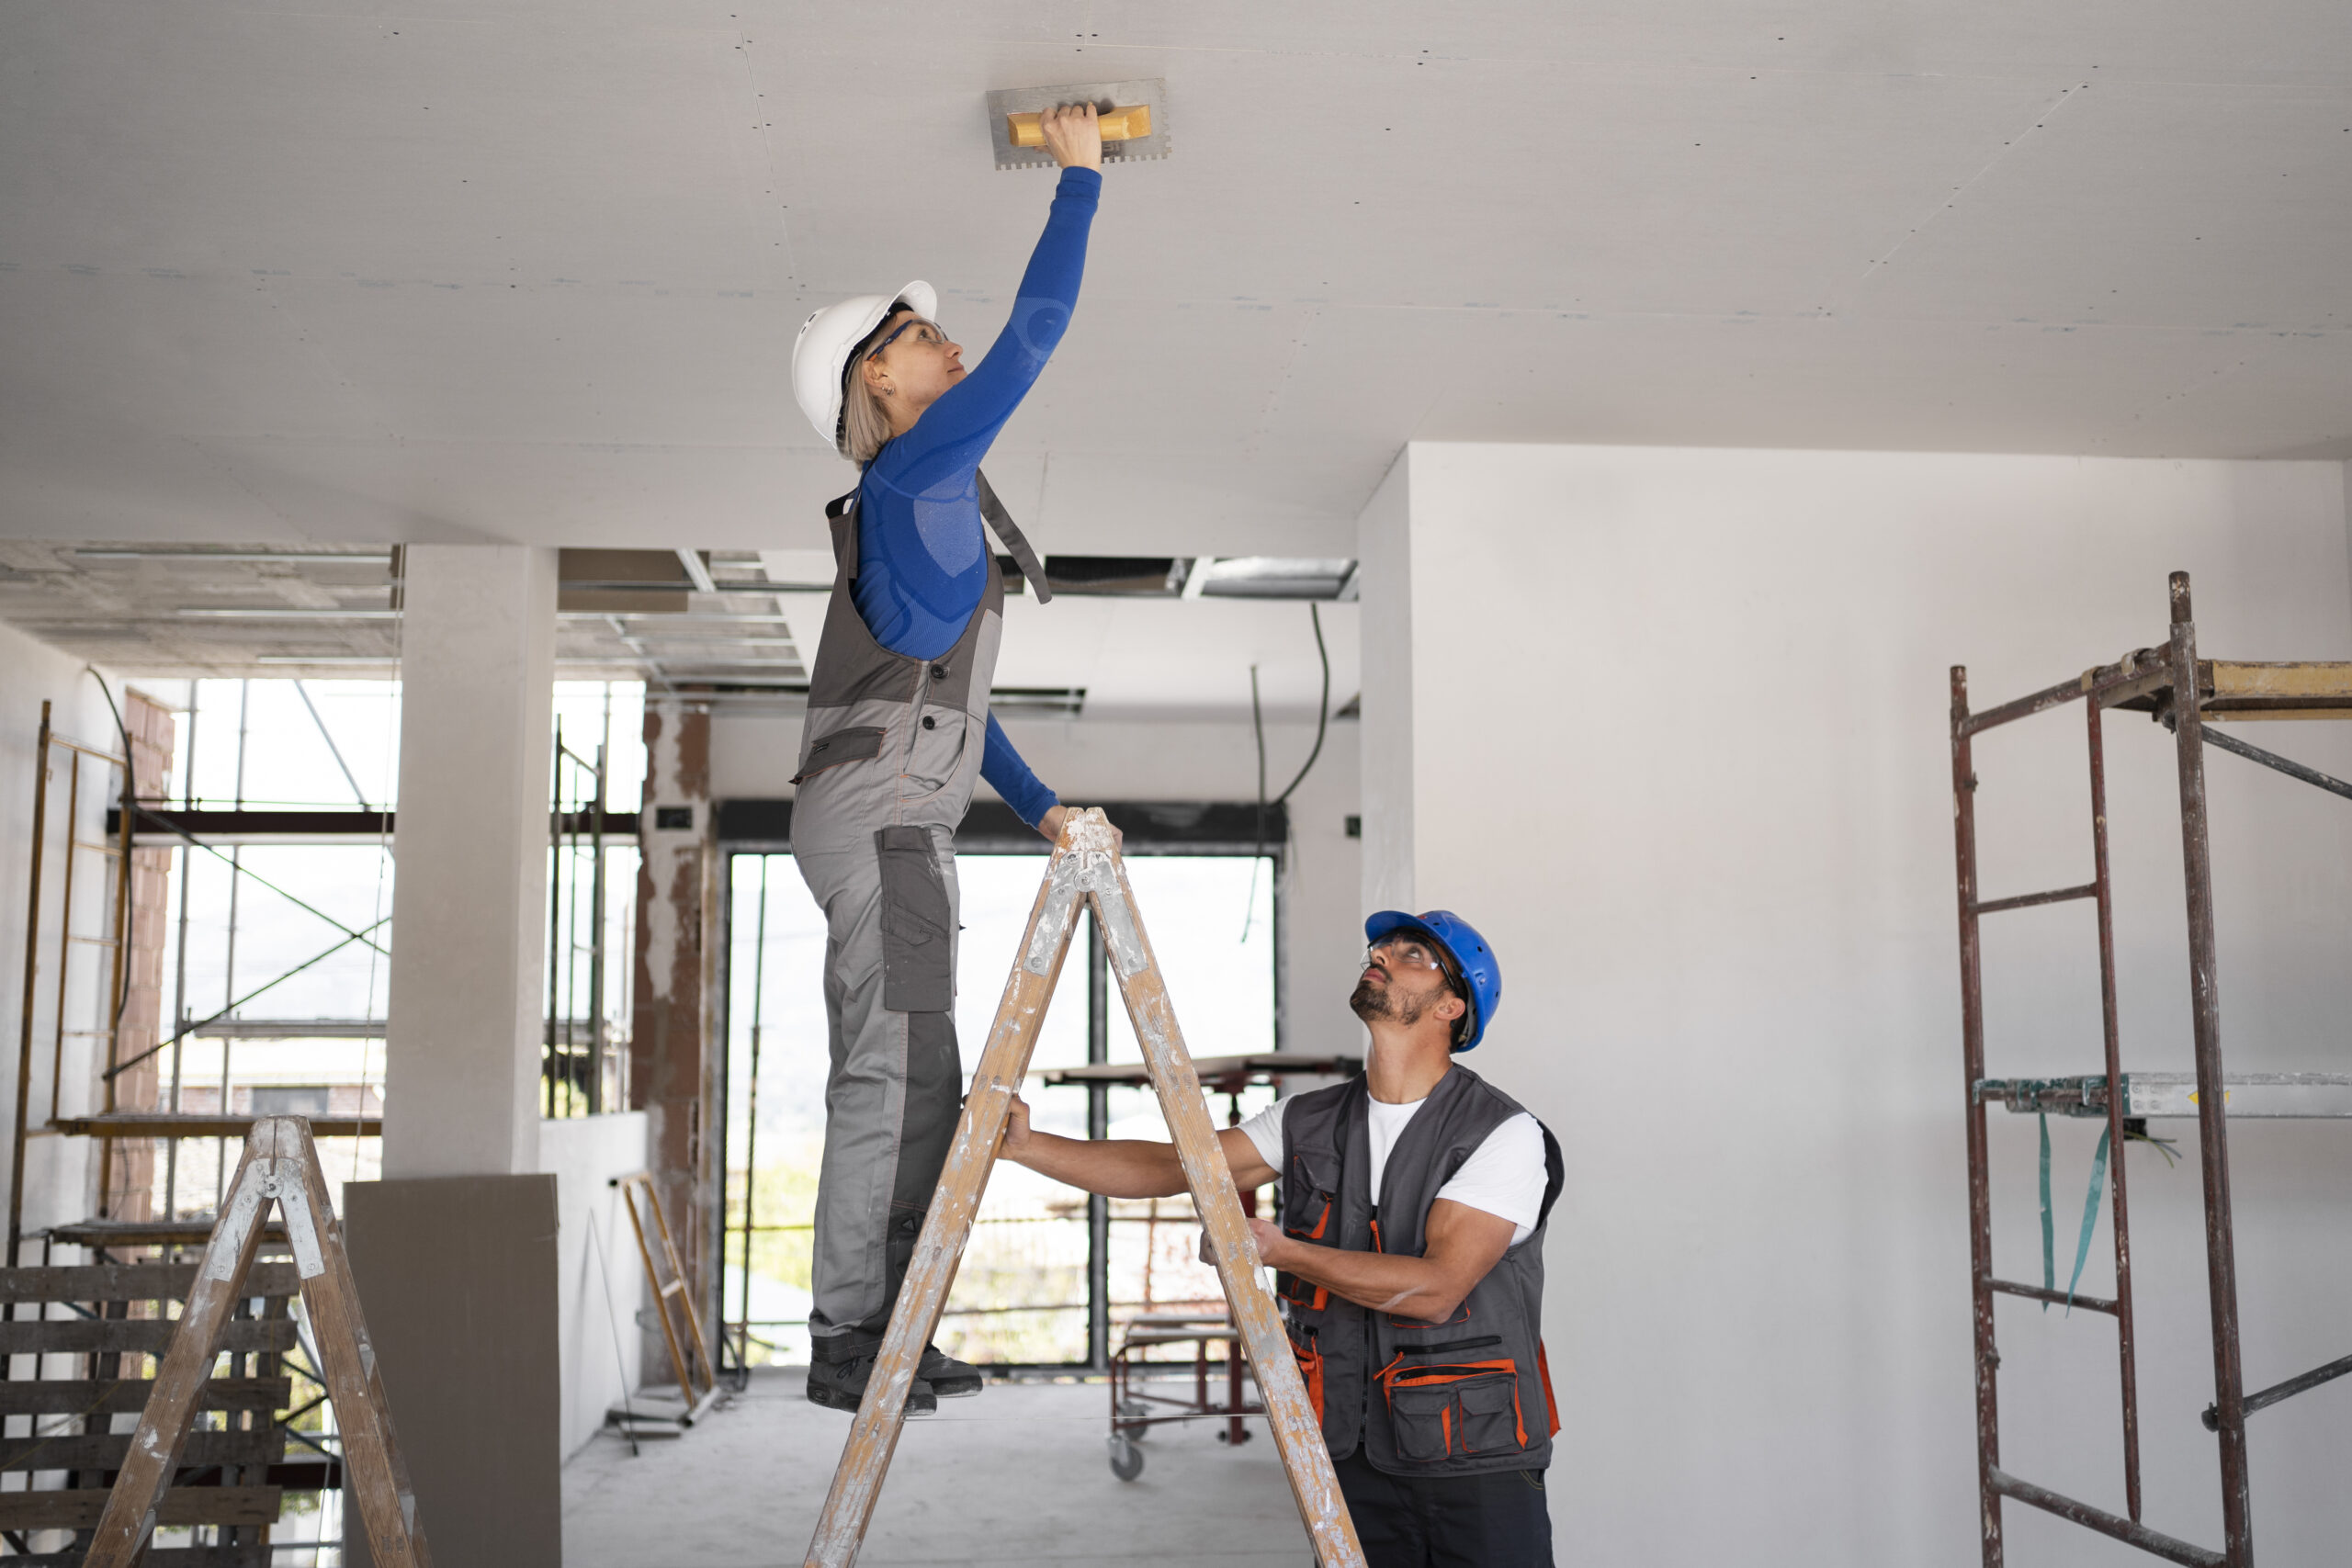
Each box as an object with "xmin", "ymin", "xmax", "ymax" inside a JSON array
[{"xmin": 722, "ymin": 849, "xmax": 1276, "ymax": 1369}]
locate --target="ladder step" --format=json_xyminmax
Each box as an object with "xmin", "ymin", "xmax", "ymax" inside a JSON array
[{"xmin": 1973, "ymin": 882, "xmax": 2098, "ymax": 916}]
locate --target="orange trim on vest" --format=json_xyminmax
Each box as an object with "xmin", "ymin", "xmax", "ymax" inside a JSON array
[{"xmin": 1537, "ymin": 1338, "xmax": 1562, "ymax": 1438}]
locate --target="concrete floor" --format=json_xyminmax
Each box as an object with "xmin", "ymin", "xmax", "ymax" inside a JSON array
[{"xmin": 562, "ymin": 1371, "xmax": 1317, "ymax": 1568}]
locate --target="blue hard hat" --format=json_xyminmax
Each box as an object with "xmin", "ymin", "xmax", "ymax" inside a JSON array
[{"xmin": 1363, "ymin": 908, "xmax": 1500, "ymax": 1052}]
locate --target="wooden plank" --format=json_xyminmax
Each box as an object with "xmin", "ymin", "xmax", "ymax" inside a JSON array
[
  {"xmin": 0, "ymin": 1427, "xmax": 280, "ymax": 1472},
  {"xmin": 285, "ymin": 1117, "xmax": 435, "ymax": 1568},
  {"xmin": 618, "ymin": 1176, "xmax": 696, "ymax": 1400},
  {"xmin": 81, "ymin": 1122, "xmax": 277, "ymax": 1567},
  {"xmin": 0, "ymin": 1484, "xmax": 282, "ymax": 1529},
  {"xmin": 0, "ymin": 1317, "xmax": 297, "ymax": 1356},
  {"xmin": 12, "ymin": 1548, "xmax": 270, "ymax": 1568},
  {"xmin": 1088, "ymin": 819, "xmax": 1365, "ymax": 1566},
  {"xmin": 0, "ymin": 1261, "xmax": 303, "ymax": 1304},
  {"xmin": 0, "ymin": 1376, "xmax": 290, "ymax": 1416},
  {"xmin": 803, "ymin": 818, "xmax": 1091, "ymax": 1568},
  {"xmin": 2209, "ymin": 660, "xmax": 2352, "ymax": 701}
]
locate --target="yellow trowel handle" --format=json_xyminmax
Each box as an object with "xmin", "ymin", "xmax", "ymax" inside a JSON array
[{"xmin": 1006, "ymin": 104, "xmax": 1152, "ymax": 148}]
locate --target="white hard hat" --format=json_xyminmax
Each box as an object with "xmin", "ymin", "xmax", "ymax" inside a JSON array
[{"xmin": 790, "ymin": 281, "xmax": 940, "ymax": 452}]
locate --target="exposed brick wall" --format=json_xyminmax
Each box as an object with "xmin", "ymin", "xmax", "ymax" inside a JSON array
[{"xmin": 102, "ymin": 686, "xmax": 175, "ymax": 1224}]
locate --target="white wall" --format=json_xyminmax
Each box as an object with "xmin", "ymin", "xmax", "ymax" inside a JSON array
[
  {"xmin": 1362, "ymin": 445, "xmax": 2352, "ymax": 1567},
  {"xmin": 383, "ymin": 545, "xmax": 559, "ymax": 1179},
  {"xmin": 0, "ymin": 621, "xmax": 134, "ymax": 1252},
  {"xmin": 540, "ymin": 1111, "xmax": 650, "ymax": 1460},
  {"xmin": 712, "ymin": 715, "xmax": 1367, "ymax": 1063}
]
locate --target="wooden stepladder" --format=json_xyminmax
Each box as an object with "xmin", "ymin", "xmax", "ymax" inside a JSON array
[
  {"xmin": 805, "ymin": 810, "xmax": 1365, "ymax": 1568},
  {"xmin": 85, "ymin": 1117, "xmax": 432, "ymax": 1568},
  {"xmin": 618, "ymin": 1170, "xmax": 720, "ymax": 1419}
]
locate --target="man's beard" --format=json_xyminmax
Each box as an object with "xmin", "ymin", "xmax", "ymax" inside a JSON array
[{"xmin": 1350, "ymin": 967, "xmax": 1431, "ymax": 1028}]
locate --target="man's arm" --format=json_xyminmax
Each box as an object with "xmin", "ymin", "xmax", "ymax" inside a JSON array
[
  {"xmin": 1001, "ymin": 1095, "xmax": 1274, "ymax": 1198},
  {"xmin": 1248, "ymin": 1200, "xmax": 1515, "ymax": 1325}
]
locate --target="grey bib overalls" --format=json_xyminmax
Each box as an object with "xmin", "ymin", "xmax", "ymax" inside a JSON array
[{"xmin": 791, "ymin": 472, "xmax": 1049, "ymax": 1344}]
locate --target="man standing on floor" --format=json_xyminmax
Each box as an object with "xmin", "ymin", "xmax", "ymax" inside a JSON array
[{"xmin": 1003, "ymin": 909, "xmax": 1563, "ymax": 1568}]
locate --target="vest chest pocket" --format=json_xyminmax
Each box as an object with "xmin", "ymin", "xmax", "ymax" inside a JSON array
[
  {"xmin": 1381, "ymin": 1359, "xmax": 1528, "ymax": 1462},
  {"xmin": 1276, "ymin": 1154, "xmax": 1338, "ymax": 1313}
]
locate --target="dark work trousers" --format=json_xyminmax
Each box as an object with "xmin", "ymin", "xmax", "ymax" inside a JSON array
[{"xmin": 1332, "ymin": 1448, "xmax": 1555, "ymax": 1568}]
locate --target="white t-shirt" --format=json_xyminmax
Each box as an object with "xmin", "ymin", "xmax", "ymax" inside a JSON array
[{"xmin": 1237, "ymin": 1095, "xmax": 1550, "ymax": 1247}]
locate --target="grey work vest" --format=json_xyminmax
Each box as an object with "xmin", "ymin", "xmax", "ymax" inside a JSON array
[
  {"xmin": 789, "ymin": 470, "xmax": 1051, "ymax": 857},
  {"xmin": 1278, "ymin": 1065, "xmax": 1565, "ymax": 1477}
]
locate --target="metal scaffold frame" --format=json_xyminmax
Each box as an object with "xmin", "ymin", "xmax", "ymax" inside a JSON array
[{"xmin": 1951, "ymin": 570, "xmax": 2352, "ymax": 1568}]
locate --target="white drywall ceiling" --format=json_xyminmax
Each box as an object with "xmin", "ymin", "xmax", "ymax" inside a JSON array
[{"xmin": 3, "ymin": 1, "xmax": 2350, "ymax": 564}]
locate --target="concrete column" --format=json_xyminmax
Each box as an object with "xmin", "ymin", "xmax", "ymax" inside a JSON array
[
  {"xmin": 356, "ymin": 545, "xmax": 561, "ymax": 1568},
  {"xmin": 382, "ymin": 545, "xmax": 558, "ymax": 1178},
  {"xmin": 629, "ymin": 694, "xmax": 718, "ymax": 1370}
]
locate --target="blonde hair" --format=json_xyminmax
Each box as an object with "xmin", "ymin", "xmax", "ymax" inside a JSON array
[
  {"xmin": 838, "ymin": 302, "xmax": 914, "ymax": 465},
  {"xmin": 840, "ymin": 369, "xmax": 895, "ymax": 465}
]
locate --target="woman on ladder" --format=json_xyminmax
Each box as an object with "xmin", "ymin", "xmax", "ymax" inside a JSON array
[{"xmin": 785, "ymin": 103, "xmax": 1106, "ymax": 1415}]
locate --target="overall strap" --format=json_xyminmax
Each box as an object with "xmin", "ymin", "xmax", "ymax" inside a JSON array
[
  {"xmin": 825, "ymin": 487, "xmax": 861, "ymax": 582},
  {"xmin": 974, "ymin": 469, "xmax": 1054, "ymax": 604}
]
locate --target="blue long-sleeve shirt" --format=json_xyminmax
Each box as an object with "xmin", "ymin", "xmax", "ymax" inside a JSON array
[{"xmin": 851, "ymin": 166, "xmax": 1101, "ymax": 829}]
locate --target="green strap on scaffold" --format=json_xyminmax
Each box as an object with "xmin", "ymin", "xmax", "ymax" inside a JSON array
[
  {"xmin": 2038, "ymin": 1112, "xmax": 2054, "ymax": 1303},
  {"xmin": 2037, "ymin": 1111, "xmax": 2111, "ymax": 1314}
]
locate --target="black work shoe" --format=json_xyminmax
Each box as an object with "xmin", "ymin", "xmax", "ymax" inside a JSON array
[
  {"xmin": 918, "ymin": 1342, "xmax": 983, "ymax": 1399},
  {"xmin": 806, "ymin": 1341, "xmax": 936, "ymax": 1417}
]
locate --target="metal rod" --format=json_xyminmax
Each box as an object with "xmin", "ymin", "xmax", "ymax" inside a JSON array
[
  {"xmin": 294, "ymin": 681, "xmax": 372, "ymax": 809},
  {"xmin": 2165, "ymin": 573, "xmax": 2252, "ymax": 1568},
  {"xmin": 10, "ymin": 703, "xmax": 55, "ymax": 1265},
  {"xmin": 2199, "ymin": 725, "xmax": 2352, "ymax": 803},
  {"xmin": 1951, "ymin": 666, "xmax": 2004, "ymax": 1568},
  {"xmin": 588, "ymin": 742, "xmax": 609, "ymax": 1115},
  {"xmin": 97, "ymin": 682, "xmax": 138, "ymax": 1217},
  {"xmin": 546, "ymin": 720, "xmax": 564, "ymax": 1120},
  {"xmin": 1987, "ymin": 1278, "xmax": 2120, "ymax": 1315},
  {"xmin": 1987, "ymin": 1470, "xmax": 2223, "ymax": 1568},
  {"xmin": 218, "ymin": 678, "xmax": 251, "ymax": 1213},
  {"xmin": 51, "ymin": 750, "xmax": 80, "ymax": 1126},
  {"xmin": 106, "ymin": 917, "xmax": 393, "ymax": 1080},
  {"xmin": 2086, "ymin": 698, "xmax": 2143, "ymax": 1521},
  {"xmin": 1972, "ymin": 883, "xmax": 2099, "ymax": 916},
  {"xmin": 594, "ymin": 683, "xmax": 614, "ymax": 1107},
  {"xmin": 165, "ymin": 682, "xmax": 199, "ymax": 1224},
  {"xmin": 2205, "ymin": 1350, "xmax": 2352, "ymax": 1428},
  {"xmin": 1087, "ymin": 913, "xmax": 1110, "ymax": 1373},
  {"xmin": 1962, "ymin": 675, "xmax": 2087, "ymax": 737},
  {"xmin": 124, "ymin": 801, "xmax": 390, "ymax": 955},
  {"xmin": 737, "ymin": 855, "xmax": 770, "ymax": 1371}
]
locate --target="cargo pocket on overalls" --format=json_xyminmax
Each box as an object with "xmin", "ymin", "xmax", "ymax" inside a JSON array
[
  {"xmin": 792, "ymin": 725, "xmax": 885, "ymax": 784},
  {"xmin": 875, "ymin": 826, "xmax": 953, "ymax": 1012}
]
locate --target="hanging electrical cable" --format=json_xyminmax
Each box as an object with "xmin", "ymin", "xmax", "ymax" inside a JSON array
[
  {"xmin": 1275, "ymin": 603, "xmax": 1329, "ymax": 807},
  {"xmin": 1241, "ymin": 604, "xmax": 1333, "ymax": 941}
]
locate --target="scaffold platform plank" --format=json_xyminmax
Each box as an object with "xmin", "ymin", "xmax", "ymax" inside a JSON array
[
  {"xmin": 1977, "ymin": 1073, "xmax": 2352, "ymax": 1120},
  {"xmin": 50, "ymin": 1112, "xmax": 381, "ymax": 1140}
]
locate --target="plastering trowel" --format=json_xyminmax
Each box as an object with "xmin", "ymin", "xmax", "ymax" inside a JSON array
[{"xmin": 985, "ymin": 79, "xmax": 1169, "ymax": 171}]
